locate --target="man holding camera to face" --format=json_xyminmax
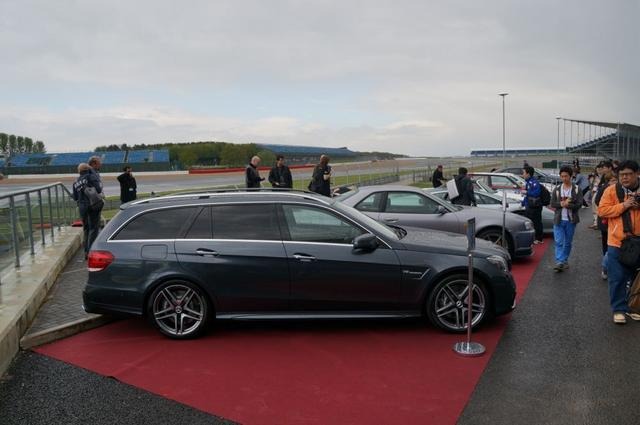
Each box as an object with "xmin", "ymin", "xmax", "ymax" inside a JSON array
[{"xmin": 598, "ymin": 160, "xmax": 640, "ymax": 324}]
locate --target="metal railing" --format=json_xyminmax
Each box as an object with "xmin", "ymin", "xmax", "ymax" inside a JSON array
[{"xmin": 0, "ymin": 183, "xmax": 76, "ymax": 277}]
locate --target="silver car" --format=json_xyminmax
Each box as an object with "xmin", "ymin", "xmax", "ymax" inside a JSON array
[
  {"xmin": 427, "ymin": 187, "xmax": 554, "ymax": 234},
  {"xmin": 339, "ymin": 185, "xmax": 535, "ymax": 258}
]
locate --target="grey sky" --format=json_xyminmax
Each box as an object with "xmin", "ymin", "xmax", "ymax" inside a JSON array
[{"xmin": 0, "ymin": 0, "xmax": 638, "ymax": 156}]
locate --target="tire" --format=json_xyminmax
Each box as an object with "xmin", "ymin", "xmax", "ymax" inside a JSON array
[
  {"xmin": 477, "ymin": 228, "xmax": 513, "ymax": 257},
  {"xmin": 426, "ymin": 274, "xmax": 491, "ymax": 333},
  {"xmin": 147, "ymin": 280, "xmax": 211, "ymax": 339}
]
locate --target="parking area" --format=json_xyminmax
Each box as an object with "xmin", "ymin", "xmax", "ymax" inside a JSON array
[{"xmin": 2, "ymin": 202, "xmax": 640, "ymax": 424}]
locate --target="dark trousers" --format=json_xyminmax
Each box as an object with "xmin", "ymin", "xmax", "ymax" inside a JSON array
[
  {"xmin": 525, "ymin": 206, "xmax": 543, "ymax": 241},
  {"xmin": 79, "ymin": 204, "xmax": 102, "ymax": 254}
]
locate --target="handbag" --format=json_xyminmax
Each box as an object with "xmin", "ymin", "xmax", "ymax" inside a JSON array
[
  {"xmin": 84, "ymin": 186, "xmax": 104, "ymax": 211},
  {"xmin": 629, "ymin": 271, "xmax": 640, "ymax": 312},
  {"xmin": 617, "ymin": 183, "xmax": 640, "ymax": 268}
]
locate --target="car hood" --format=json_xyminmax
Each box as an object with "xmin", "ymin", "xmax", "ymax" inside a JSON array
[
  {"xmin": 398, "ymin": 227, "xmax": 509, "ymax": 258},
  {"xmin": 450, "ymin": 204, "xmax": 528, "ymax": 226}
]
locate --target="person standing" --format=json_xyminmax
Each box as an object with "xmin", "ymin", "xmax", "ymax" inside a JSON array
[
  {"xmin": 595, "ymin": 170, "xmax": 617, "ymax": 280},
  {"xmin": 72, "ymin": 162, "xmax": 103, "ymax": 259},
  {"xmin": 309, "ymin": 155, "xmax": 332, "ymax": 197},
  {"xmin": 245, "ymin": 155, "xmax": 264, "ymax": 188},
  {"xmin": 450, "ymin": 167, "xmax": 476, "ymax": 206},
  {"xmin": 572, "ymin": 166, "xmax": 589, "ymax": 207},
  {"xmin": 550, "ymin": 165, "xmax": 583, "ymax": 272},
  {"xmin": 117, "ymin": 166, "xmax": 137, "ymax": 203},
  {"xmin": 268, "ymin": 155, "xmax": 293, "ymax": 189},
  {"xmin": 431, "ymin": 165, "xmax": 444, "ymax": 188},
  {"xmin": 522, "ymin": 166, "xmax": 544, "ymax": 244},
  {"xmin": 598, "ymin": 160, "xmax": 640, "ymax": 324}
]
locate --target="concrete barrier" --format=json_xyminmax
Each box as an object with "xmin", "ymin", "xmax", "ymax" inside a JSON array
[{"xmin": 0, "ymin": 227, "xmax": 82, "ymax": 376}]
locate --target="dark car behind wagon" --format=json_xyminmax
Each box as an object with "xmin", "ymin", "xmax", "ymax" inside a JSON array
[{"xmin": 83, "ymin": 190, "xmax": 516, "ymax": 339}]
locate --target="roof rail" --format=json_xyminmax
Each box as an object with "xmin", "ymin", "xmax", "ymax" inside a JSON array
[{"xmin": 126, "ymin": 188, "xmax": 332, "ymax": 207}]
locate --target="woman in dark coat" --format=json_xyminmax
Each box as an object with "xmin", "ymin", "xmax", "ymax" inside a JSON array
[{"xmin": 309, "ymin": 155, "xmax": 332, "ymax": 197}]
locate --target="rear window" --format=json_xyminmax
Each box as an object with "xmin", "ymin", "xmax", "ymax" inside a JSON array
[{"xmin": 113, "ymin": 207, "xmax": 198, "ymax": 240}]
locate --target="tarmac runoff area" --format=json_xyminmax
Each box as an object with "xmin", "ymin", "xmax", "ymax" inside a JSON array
[{"xmin": 2, "ymin": 209, "xmax": 639, "ymax": 424}]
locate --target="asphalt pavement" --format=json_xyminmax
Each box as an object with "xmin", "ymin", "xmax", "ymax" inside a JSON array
[{"xmin": 459, "ymin": 209, "xmax": 640, "ymax": 425}]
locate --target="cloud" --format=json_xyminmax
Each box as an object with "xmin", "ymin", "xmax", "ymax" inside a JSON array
[{"xmin": 0, "ymin": 0, "xmax": 638, "ymax": 157}]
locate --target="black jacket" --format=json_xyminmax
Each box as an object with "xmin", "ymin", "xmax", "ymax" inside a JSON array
[
  {"xmin": 72, "ymin": 169, "xmax": 102, "ymax": 205},
  {"xmin": 117, "ymin": 172, "xmax": 137, "ymax": 203},
  {"xmin": 245, "ymin": 163, "xmax": 263, "ymax": 188},
  {"xmin": 309, "ymin": 164, "xmax": 331, "ymax": 196},
  {"xmin": 451, "ymin": 175, "xmax": 476, "ymax": 206},
  {"xmin": 431, "ymin": 169, "xmax": 444, "ymax": 188},
  {"xmin": 268, "ymin": 165, "xmax": 293, "ymax": 188}
]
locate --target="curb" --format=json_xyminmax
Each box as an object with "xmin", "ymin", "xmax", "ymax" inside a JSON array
[{"xmin": 20, "ymin": 315, "xmax": 115, "ymax": 350}]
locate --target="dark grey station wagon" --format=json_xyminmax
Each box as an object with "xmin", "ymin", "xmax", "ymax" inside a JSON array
[{"xmin": 83, "ymin": 190, "xmax": 516, "ymax": 339}]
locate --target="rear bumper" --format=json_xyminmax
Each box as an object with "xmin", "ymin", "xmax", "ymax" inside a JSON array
[{"xmin": 83, "ymin": 285, "xmax": 144, "ymax": 316}]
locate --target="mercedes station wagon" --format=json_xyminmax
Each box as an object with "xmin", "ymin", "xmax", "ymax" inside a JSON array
[{"xmin": 83, "ymin": 190, "xmax": 516, "ymax": 339}]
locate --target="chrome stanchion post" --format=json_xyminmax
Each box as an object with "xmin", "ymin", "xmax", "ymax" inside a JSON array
[{"xmin": 453, "ymin": 218, "xmax": 486, "ymax": 357}]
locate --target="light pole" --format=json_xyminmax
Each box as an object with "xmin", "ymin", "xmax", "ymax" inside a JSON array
[
  {"xmin": 556, "ymin": 117, "xmax": 561, "ymax": 172},
  {"xmin": 499, "ymin": 93, "xmax": 508, "ymax": 168}
]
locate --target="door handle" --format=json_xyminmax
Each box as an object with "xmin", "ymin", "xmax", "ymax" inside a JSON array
[
  {"xmin": 293, "ymin": 254, "xmax": 316, "ymax": 262},
  {"xmin": 195, "ymin": 248, "xmax": 219, "ymax": 257},
  {"xmin": 384, "ymin": 217, "xmax": 399, "ymax": 223}
]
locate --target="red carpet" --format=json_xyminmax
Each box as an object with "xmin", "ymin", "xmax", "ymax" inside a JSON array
[{"xmin": 36, "ymin": 241, "xmax": 548, "ymax": 425}]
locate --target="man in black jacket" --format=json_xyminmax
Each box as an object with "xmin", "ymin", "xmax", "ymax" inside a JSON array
[
  {"xmin": 431, "ymin": 164, "xmax": 444, "ymax": 188},
  {"xmin": 268, "ymin": 155, "xmax": 293, "ymax": 189},
  {"xmin": 117, "ymin": 166, "xmax": 137, "ymax": 203},
  {"xmin": 451, "ymin": 167, "xmax": 476, "ymax": 206},
  {"xmin": 245, "ymin": 155, "xmax": 264, "ymax": 188}
]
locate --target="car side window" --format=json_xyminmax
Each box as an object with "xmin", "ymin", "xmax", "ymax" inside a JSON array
[
  {"xmin": 185, "ymin": 207, "xmax": 212, "ymax": 239},
  {"xmin": 386, "ymin": 192, "xmax": 440, "ymax": 214},
  {"xmin": 113, "ymin": 207, "xmax": 199, "ymax": 240},
  {"xmin": 212, "ymin": 204, "xmax": 280, "ymax": 240},
  {"xmin": 354, "ymin": 192, "xmax": 384, "ymax": 212},
  {"xmin": 476, "ymin": 193, "xmax": 501, "ymax": 205},
  {"xmin": 282, "ymin": 205, "xmax": 364, "ymax": 244},
  {"xmin": 490, "ymin": 176, "xmax": 516, "ymax": 188}
]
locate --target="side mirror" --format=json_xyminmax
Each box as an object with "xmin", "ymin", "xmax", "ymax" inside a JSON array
[
  {"xmin": 436, "ymin": 205, "xmax": 447, "ymax": 215},
  {"xmin": 353, "ymin": 233, "xmax": 379, "ymax": 251}
]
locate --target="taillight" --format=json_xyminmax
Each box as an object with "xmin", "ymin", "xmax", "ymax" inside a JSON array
[{"xmin": 87, "ymin": 250, "xmax": 114, "ymax": 272}]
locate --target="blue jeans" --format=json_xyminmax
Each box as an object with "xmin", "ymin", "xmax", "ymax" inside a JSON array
[
  {"xmin": 606, "ymin": 247, "xmax": 631, "ymax": 313},
  {"xmin": 553, "ymin": 220, "xmax": 576, "ymax": 264}
]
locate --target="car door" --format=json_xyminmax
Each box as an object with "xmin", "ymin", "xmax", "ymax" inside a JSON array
[
  {"xmin": 378, "ymin": 191, "xmax": 461, "ymax": 233},
  {"xmin": 175, "ymin": 203, "xmax": 290, "ymax": 313},
  {"xmin": 280, "ymin": 203, "xmax": 402, "ymax": 312}
]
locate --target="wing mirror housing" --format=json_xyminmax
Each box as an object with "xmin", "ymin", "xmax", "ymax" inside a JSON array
[
  {"xmin": 436, "ymin": 205, "xmax": 447, "ymax": 215},
  {"xmin": 353, "ymin": 233, "xmax": 379, "ymax": 251}
]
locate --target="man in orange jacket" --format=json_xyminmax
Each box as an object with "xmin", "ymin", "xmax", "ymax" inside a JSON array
[{"xmin": 598, "ymin": 160, "xmax": 640, "ymax": 324}]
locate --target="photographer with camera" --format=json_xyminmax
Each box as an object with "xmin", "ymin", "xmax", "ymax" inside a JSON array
[
  {"xmin": 598, "ymin": 160, "xmax": 640, "ymax": 324},
  {"xmin": 550, "ymin": 165, "xmax": 583, "ymax": 272},
  {"xmin": 309, "ymin": 154, "xmax": 332, "ymax": 197}
]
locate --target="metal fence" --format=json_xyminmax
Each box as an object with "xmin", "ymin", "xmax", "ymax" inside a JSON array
[{"xmin": 0, "ymin": 183, "xmax": 77, "ymax": 281}]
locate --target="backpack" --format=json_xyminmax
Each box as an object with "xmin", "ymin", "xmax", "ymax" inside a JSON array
[{"xmin": 539, "ymin": 185, "xmax": 551, "ymax": 206}]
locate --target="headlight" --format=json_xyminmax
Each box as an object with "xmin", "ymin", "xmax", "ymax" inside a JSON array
[
  {"xmin": 487, "ymin": 255, "xmax": 508, "ymax": 272},
  {"xmin": 523, "ymin": 220, "xmax": 533, "ymax": 230}
]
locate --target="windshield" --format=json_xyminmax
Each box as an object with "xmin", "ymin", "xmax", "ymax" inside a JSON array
[
  {"xmin": 474, "ymin": 179, "xmax": 497, "ymax": 194},
  {"xmin": 331, "ymin": 200, "xmax": 400, "ymax": 241}
]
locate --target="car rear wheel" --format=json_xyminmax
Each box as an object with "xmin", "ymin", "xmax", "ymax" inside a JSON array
[
  {"xmin": 426, "ymin": 274, "xmax": 490, "ymax": 332},
  {"xmin": 477, "ymin": 228, "xmax": 513, "ymax": 256},
  {"xmin": 147, "ymin": 280, "xmax": 210, "ymax": 339}
]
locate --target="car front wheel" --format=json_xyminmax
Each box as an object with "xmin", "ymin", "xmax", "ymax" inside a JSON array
[
  {"xmin": 477, "ymin": 228, "xmax": 513, "ymax": 256},
  {"xmin": 426, "ymin": 274, "xmax": 490, "ymax": 332},
  {"xmin": 147, "ymin": 280, "xmax": 211, "ymax": 339}
]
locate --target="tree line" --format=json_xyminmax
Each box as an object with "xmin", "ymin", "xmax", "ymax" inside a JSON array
[{"xmin": 0, "ymin": 133, "xmax": 46, "ymax": 156}]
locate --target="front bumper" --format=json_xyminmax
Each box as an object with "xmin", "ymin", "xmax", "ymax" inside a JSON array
[{"xmin": 513, "ymin": 229, "xmax": 535, "ymax": 257}]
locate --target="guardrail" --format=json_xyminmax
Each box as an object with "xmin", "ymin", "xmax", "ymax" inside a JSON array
[{"xmin": 0, "ymin": 183, "xmax": 76, "ymax": 279}]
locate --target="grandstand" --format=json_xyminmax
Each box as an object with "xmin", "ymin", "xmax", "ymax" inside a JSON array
[
  {"xmin": 472, "ymin": 120, "xmax": 640, "ymax": 161},
  {"xmin": 257, "ymin": 144, "xmax": 357, "ymax": 164},
  {"xmin": 0, "ymin": 149, "xmax": 171, "ymax": 175},
  {"xmin": 471, "ymin": 147, "xmax": 567, "ymax": 157}
]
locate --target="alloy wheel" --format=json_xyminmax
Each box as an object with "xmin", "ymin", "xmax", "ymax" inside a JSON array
[{"xmin": 151, "ymin": 283, "xmax": 207, "ymax": 337}]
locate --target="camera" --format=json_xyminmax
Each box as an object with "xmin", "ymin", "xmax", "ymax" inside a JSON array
[{"xmin": 634, "ymin": 193, "xmax": 640, "ymax": 202}]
